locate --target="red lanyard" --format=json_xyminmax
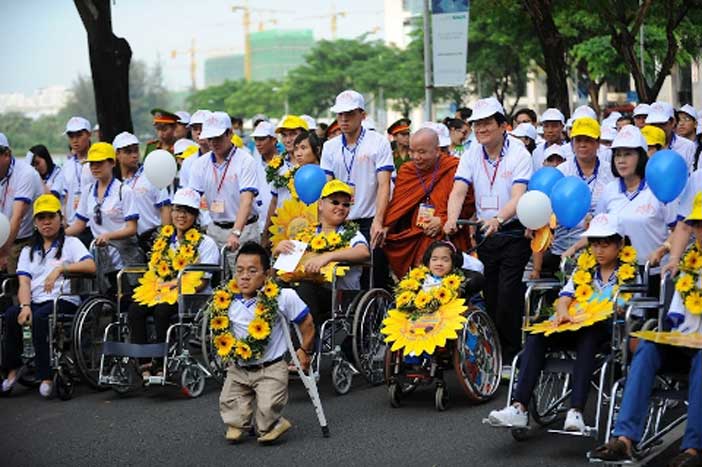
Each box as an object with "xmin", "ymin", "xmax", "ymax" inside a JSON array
[
  {"xmin": 212, "ymin": 147, "xmax": 236, "ymax": 194},
  {"xmin": 481, "ymin": 157, "xmax": 502, "ymax": 191}
]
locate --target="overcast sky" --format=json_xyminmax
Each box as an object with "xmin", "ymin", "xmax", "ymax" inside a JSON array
[{"xmin": 1, "ymin": 0, "xmax": 385, "ymax": 94}]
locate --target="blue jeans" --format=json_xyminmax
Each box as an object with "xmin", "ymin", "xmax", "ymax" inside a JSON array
[
  {"xmin": 613, "ymin": 341, "xmax": 702, "ymax": 451},
  {"xmin": 2, "ymin": 301, "xmax": 78, "ymax": 380}
]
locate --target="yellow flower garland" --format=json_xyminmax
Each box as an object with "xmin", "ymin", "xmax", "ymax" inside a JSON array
[
  {"xmin": 571, "ymin": 245, "xmax": 638, "ymax": 304},
  {"xmin": 674, "ymin": 242, "xmax": 702, "ymax": 315}
]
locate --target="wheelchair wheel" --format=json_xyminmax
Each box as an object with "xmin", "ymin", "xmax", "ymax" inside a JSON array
[
  {"xmin": 383, "ymin": 348, "xmax": 418, "ymax": 397},
  {"xmin": 53, "ymin": 368, "xmax": 74, "ymax": 401},
  {"xmin": 72, "ymin": 297, "xmax": 118, "ymax": 389},
  {"xmin": 388, "ymin": 382, "xmax": 402, "ymax": 408},
  {"xmin": 435, "ymin": 384, "xmax": 449, "ymax": 411},
  {"xmin": 199, "ymin": 310, "xmax": 225, "ymax": 385},
  {"xmin": 331, "ymin": 360, "xmax": 353, "ymax": 395},
  {"xmin": 109, "ymin": 359, "xmax": 141, "ymax": 395},
  {"xmin": 529, "ymin": 371, "xmax": 569, "ymax": 427},
  {"xmin": 17, "ymin": 363, "xmax": 40, "ymax": 388},
  {"xmin": 351, "ymin": 288, "xmax": 392, "ymax": 386},
  {"xmin": 452, "ymin": 309, "xmax": 502, "ymax": 402},
  {"xmin": 180, "ymin": 364, "xmax": 206, "ymax": 398}
]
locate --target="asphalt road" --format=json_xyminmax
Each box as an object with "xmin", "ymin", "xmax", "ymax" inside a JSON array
[{"xmin": 0, "ymin": 367, "xmax": 681, "ymax": 467}]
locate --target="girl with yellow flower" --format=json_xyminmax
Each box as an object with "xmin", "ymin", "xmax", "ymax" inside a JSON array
[
  {"xmin": 489, "ymin": 214, "xmax": 636, "ymax": 434},
  {"xmin": 128, "ymin": 188, "xmax": 220, "ymax": 379}
]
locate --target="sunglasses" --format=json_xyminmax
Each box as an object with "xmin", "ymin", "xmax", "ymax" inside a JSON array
[
  {"xmin": 94, "ymin": 204, "xmax": 103, "ymax": 226},
  {"xmin": 326, "ymin": 199, "xmax": 352, "ymax": 208}
]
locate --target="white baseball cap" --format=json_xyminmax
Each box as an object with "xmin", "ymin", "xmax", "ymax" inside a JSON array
[
  {"xmin": 467, "ymin": 97, "xmax": 505, "ymax": 122},
  {"xmin": 200, "ymin": 111, "xmax": 231, "ymax": 139},
  {"xmin": 510, "ymin": 122, "xmax": 537, "ymax": 141},
  {"xmin": 600, "ymin": 126, "xmax": 618, "ymax": 142},
  {"xmin": 362, "ymin": 118, "xmax": 377, "ymax": 131},
  {"xmin": 544, "ymin": 144, "xmax": 566, "ymax": 161},
  {"xmin": 172, "ymin": 187, "xmax": 201, "ymax": 210},
  {"xmin": 112, "ymin": 131, "xmax": 139, "ymax": 150},
  {"xmin": 188, "ymin": 109, "xmax": 211, "ymax": 126},
  {"xmin": 572, "ymin": 105, "xmax": 597, "ymax": 121},
  {"xmin": 645, "ymin": 101, "xmax": 674, "ymax": 124},
  {"xmin": 175, "ymin": 111, "xmax": 191, "ymax": 125},
  {"xmin": 0, "ymin": 133, "xmax": 9, "ymax": 148},
  {"xmin": 581, "ymin": 213, "xmax": 622, "ymax": 238},
  {"xmin": 330, "ymin": 90, "xmax": 365, "ymax": 113},
  {"xmin": 65, "ymin": 116, "xmax": 92, "ymax": 134},
  {"xmin": 601, "ymin": 115, "xmax": 618, "ymax": 130},
  {"xmin": 421, "ymin": 121, "xmax": 451, "ymax": 147},
  {"xmin": 251, "ymin": 121, "xmax": 277, "ymax": 138},
  {"xmin": 633, "ymin": 103, "xmax": 650, "ymax": 117},
  {"xmin": 611, "ymin": 124, "xmax": 646, "ymax": 152},
  {"xmin": 540, "ymin": 108, "xmax": 565, "ymax": 124},
  {"xmin": 677, "ymin": 104, "xmax": 697, "ymax": 120},
  {"xmin": 300, "ymin": 114, "xmax": 317, "ymax": 130},
  {"xmin": 252, "ymin": 113, "xmax": 268, "ymax": 124},
  {"xmin": 608, "ymin": 111, "xmax": 622, "ymax": 121},
  {"xmin": 173, "ymin": 138, "xmax": 198, "ymax": 155}
]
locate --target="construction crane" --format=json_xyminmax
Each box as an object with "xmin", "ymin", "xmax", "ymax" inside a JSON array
[
  {"xmin": 298, "ymin": 6, "xmax": 348, "ymax": 40},
  {"xmin": 170, "ymin": 38, "xmax": 197, "ymax": 90}
]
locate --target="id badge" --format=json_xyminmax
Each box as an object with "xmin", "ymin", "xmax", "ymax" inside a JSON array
[
  {"xmin": 416, "ymin": 203, "xmax": 435, "ymax": 228},
  {"xmin": 73, "ymin": 193, "xmax": 80, "ymax": 211},
  {"xmin": 210, "ymin": 199, "xmax": 225, "ymax": 214},
  {"xmin": 480, "ymin": 195, "xmax": 499, "ymax": 210},
  {"xmin": 200, "ymin": 194, "xmax": 209, "ymax": 211}
]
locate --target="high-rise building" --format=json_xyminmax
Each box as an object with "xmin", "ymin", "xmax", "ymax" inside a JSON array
[
  {"xmin": 204, "ymin": 54, "xmax": 245, "ymax": 87},
  {"xmin": 250, "ymin": 29, "xmax": 315, "ymax": 81}
]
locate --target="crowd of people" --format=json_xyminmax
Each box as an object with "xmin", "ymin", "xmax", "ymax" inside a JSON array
[{"xmin": 0, "ymin": 89, "xmax": 701, "ymax": 463}]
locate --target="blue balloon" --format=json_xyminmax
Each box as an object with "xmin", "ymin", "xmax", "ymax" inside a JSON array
[
  {"xmin": 294, "ymin": 165, "xmax": 327, "ymax": 205},
  {"xmin": 645, "ymin": 149, "xmax": 687, "ymax": 203},
  {"xmin": 550, "ymin": 176, "xmax": 592, "ymax": 228},
  {"xmin": 528, "ymin": 167, "xmax": 564, "ymax": 197}
]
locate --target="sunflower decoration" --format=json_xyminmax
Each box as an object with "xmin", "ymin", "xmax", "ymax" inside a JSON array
[
  {"xmin": 674, "ymin": 242, "xmax": 702, "ymax": 315},
  {"xmin": 268, "ymin": 198, "xmax": 318, "ymax": 248},
  {"xmin": 381, "ymin": 266, "xmax": 467, "ymax": 356},
  {"xmin": 525, "ymin": 298, "xmax": 614, "ymax": 336},
  {"xmin": 265, "ymin": 156, "xmax": 297, "ymax": 190},
  {"xmin": 631, "ymin": 330, "xmax": 702, "ymax": 350},
  {"xmin": 132, "ymin": 225, "xmax": 204, "ymax": 307},
  {"xmin": 205, "ymin": 278, "xmax": 282, "ymax": 362}
]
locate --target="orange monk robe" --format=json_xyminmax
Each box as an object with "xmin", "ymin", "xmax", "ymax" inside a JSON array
[{"xmin": 383, "ymin": 154, "xmax": 475, "ymax": 278}]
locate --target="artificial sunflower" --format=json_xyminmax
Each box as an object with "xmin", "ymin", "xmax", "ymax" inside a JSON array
[
  {"xmin": 684, "ymin": 292, "xmax": 702, "ymax": 315},
  {"xmin": 263, "ymin": 281, "xmax": 279, "ymax": 298},
  {"xmin": 525, "ymin": 299, "xmax": 613, "ymax": 336},
  {"xmin": 399, "ymin": 278, "xmax": 421, "ymax": 292},
  {"xmin": 248, "ymin": 317, "xmax": 271, "ymax": 340},
  {"xmin": 685, "ymin": 250, "xmax": 702, "ymax": 270},
  {"xmin": 185, "ymin": 228, "xmax": 201, "ymax": 243},
  {"xmin": 631, "ymin": 330, "xmax": 702, "ymax": 350},
  {"xmin": 574, "ymin": 284, "xmax": 594, "ymax": 303},
  {"xmin": 441, "ymin": 274, "xmax": 462, "ymax": 291},
  {"xmin": 254, "ymin": 303, "xmax": 266, "ymax": 316},
  {"xmin": 410, "ymin": 266, "xmax": 429, "ymax": 281},
  {"xmin": 161, "ymin": 225, "xmax": 175, "ymax": 237},
  {"xmin": 619, "ymin": 246, "xmax": 637, "ymax": 264},
  {"xmin": 236, "ymin": 342, "xmax": 253, "ymax": 360},
  {"xmin": 268, "ymin": 198, "xmax": 318, "ymax": 248},
  {"xmin": 227, "ymin": 278, "xmax": 240, "ymax": 294},
  {"xmin": 413, "ymin": 290, "xmax": 433, "ymax": 309},
  {"xmin": 618, "ymin": 264, "xmax": 636, "ymax": 282},
  {"xmin": 210, "ymin": 316, "xmax": 229, "ymax": 331},
  {"xmin": 172, "ymin": 254, "xmax": 188, "ymax": 271},
  {"xmin": 156, "ymin": 261, "xmax": 171, "ymax": 278},
  {"xmin": 213, "ymin": 290, "xmax": 233, "ymax": 310},
  {"xmin": 326, "ymin": 231, "xmax": 342, "ymax": 247},
  {"xmin": 152, "ymin": 238, "xmax": 167, "ymax": 252},
  {"xmin": 433, "ymin": 286, "xmax": 453, "ymax": 305},
  {"xmin": 396, "ymin": 291, "xmax": 416, "ymax": 308},
  {"xmin": 133, "ymin": 271, "xmax": 160, "ymax": 305},
  {"xmin": 310, "ymin": 235, "xmax": 328, "ymax": 251},
  {"xmin": 572, "ymin": 270, "xmax": 592, "ymax": 286},
  {"xmin": 577, "ymin": 252, "xmax": 597, "ymax": 270},
  {"xmin": 676, "ymin": 274, "xmax": 695, "ymax": 293},
  {"xmin": 215, "ymin": 333, "xmax": 236, "ymax": 357}
]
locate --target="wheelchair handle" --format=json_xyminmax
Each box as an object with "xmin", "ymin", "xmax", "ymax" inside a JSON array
[{"xmin": 456, "ymin": 219, "xmax": 482, "ymax": 227}]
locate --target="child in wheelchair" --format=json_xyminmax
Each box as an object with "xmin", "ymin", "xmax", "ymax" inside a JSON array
[
  {"xmin": 1, "ymin": 195, "xmax": 96, "ymax": 397},
  {"xmin": 488, "ymin": 213, "xmax": 637, "ymax": 433}
]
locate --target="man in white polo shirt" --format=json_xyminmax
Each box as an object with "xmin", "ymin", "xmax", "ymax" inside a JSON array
[
  {"xmin": 0, "ymin": 133, "xmax": 43, "ymax": 272},
  {"xmin": 646, "ymin": 101, "xmax": 695, "ymax": 171},
  {"xmin": 61, "ymin": 116, "xmax": 96, "ymax": 229},
  {"xmin": 188, "ymin": 111, "xmax": 260, "ymax": 265},
  {"xmin": 443, "ymin": 97, "xmax": 532, "ymax": 365},
  {"xmin": 321, "ymin": 89, "xmax": 394, "ymax": 287},
  {"xmin": 531, "ymin": 108, "xmax": 566, "ymax": 171}
]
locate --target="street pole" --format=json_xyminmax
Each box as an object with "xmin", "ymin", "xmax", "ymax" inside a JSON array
[
  {"xmin": 423, "ymin": 0, "xmax": 433, "ymax": 121},
  {"xmin": 639, "ymin": 0, "xmax": 644, "ymax": 86}
]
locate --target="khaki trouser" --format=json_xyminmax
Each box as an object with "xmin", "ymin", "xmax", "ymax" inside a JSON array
[
  {"xmin": 6, "ymin": 238, "xmax": 30, "ymax": 274},
  {"xmin": 206, "ymin": 222, "xmax": 260, "ymax": 273},
  {"xmin": 219, "ymin": 359, "xmax": 289, "ymax": 433}
]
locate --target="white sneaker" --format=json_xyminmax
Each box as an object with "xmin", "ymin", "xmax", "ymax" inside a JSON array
[
  {"xmin": 487, "ymin": 405, "xmax": 528, "ymax": 428},
  {"xmin": 39, "ymin": 381, "xmax": 52, "ymax": 398},
  {"xmin": 563, "ymin": 409, "xmax": 586, "ymax": 432},
  {"xmin": 1, "ymin": 377, "xmax": 16, "ymax": 392}
]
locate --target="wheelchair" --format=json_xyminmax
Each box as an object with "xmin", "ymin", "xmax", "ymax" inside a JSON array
[
  {"xmin": 97, "ymin": 247, "xmax": 227, "ymax": 398},
  {"xmin": 592, "ymin": 274, "xmax": 691, "ymax": 465}
]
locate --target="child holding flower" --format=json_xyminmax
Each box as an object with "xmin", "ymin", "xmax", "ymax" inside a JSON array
[{"xmin": 488, "ymin": 213, "xmax": 638, "ymax": 434}]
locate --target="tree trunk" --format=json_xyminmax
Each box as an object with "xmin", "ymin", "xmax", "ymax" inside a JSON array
[
  {"xmin": 587, "ymin": 81, "xmax": 603, "ymax": 118},
  {"xmin": 74, "ymin": 0, "xmax": 133, "ymax": 142},
  {"xmin": 522, "ymin": 0, "xmax": 571, "ymax": 118}
]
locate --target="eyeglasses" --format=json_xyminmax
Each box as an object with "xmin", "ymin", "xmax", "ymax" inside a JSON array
[
  {"xmin": 93, "ymin": 204, "xmax": 103, "ymax": 226},
  {"xmin": 326, "ymin": 199, "xmax": 352, "ymax": 208},
  {"xmin": 172, "ymin": 206, "xmax": 194, "ymax": 216},
  {"xmin": 679, "ymin": 115, "xmax": 696, "ymax": 123}
]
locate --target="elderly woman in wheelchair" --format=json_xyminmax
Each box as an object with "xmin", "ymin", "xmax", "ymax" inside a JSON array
[
  {"xmin": 1, "ymin": 195, "xmax": 96, "ymax": 397},
  {"xmin": 589, "ymin": 199, "xmax": 702, "ymax": 466},
  {"xmin": 488, "ymin": 213, "xmax": 638, "ymax": 434}
]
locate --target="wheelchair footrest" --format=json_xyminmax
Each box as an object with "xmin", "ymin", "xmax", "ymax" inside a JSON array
[
  {"xmin": 547, "ymin": 427, "xmax": 597, "ymax": 438},
  {"xmin": 102, "ymin": 341, "xmax": 168, "ymax": 359},
  {"xmin": 481, "ymin": 418, "xmax": 531, "ymax": 430}
]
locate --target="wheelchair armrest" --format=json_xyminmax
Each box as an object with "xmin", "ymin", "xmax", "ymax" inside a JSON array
[
  {"xmin": 1, "ymin": 275, "xmax": 19, "ymax": 296},
  {"xmin": 525, "ymin": 279, "xmax": 562, "ymax": 291},
  {"xmin": 120, "ymin": 264, "xmax": 149, "ymax": 275},
  {"xmin": 181, "ymin": 263, "xmax": 222, "ymax": 275},
  {"xmin": 618, "ymin": 283, "xmax": 648, "ymax": 294}
]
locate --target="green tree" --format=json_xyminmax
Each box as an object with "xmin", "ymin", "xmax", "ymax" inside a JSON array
[
  {"xmin": 223, "ymin": 80, "xmax": 285, "ymax": 118},
  {"xmin": 185, "ymin": 81, "xmax": 238, "ymax": 113}
]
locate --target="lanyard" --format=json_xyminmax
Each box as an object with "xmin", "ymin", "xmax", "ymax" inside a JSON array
[
  {"xmin": 575, "ymin": 157, "xmax": 600, "ymax": 186},
  {"xmin": 0, "ymin": 158, "xmax": 15, "ymax": 210},
  {"xmin": 415, "ymin": 158, "xmax": 440, "ymax": 201},
  {"xmin": 481, "ymin": 134, "xmax": 509, "ymax": 191},
  {"xmin": 93, "ymin": 177, "xmax": 116, "ymax": 207},
  {"xmin": 72, "ymin": 154, "xmax": 83, "ymax": 192},
  {"xmin": 619, "ymin": 178, "xmax": 646, "ymax": 202},
  {"xmin": 211, "ymin": 146, "xmax": 236, "ymax": 194},
  {"xmin": 341, "ymin": 128, "xmax": 366, "ymax": 182},
  {"xmin": 126, "ymin": 166, "xmax": 143, "ymax": 189},
  {"xmin": 668, "ymin": 134, "xmax": 676, "ymax": 150}
]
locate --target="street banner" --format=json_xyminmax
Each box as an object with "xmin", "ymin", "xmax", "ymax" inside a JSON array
[{"xmin": 431, "ymin": 0, "xmax": 470, "ymax": 87}]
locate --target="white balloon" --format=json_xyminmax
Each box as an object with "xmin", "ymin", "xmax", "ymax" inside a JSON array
[
  {"xmin": 143, "ymin": 149, "xmax": 177, "ymax": 189},
  {"xmin": 0, "ymin": 213, "xmax": 9, "ymax": 247},
  {"xmin": 516, "ymin": 191, "xmax": 552, "ymax": 230}
]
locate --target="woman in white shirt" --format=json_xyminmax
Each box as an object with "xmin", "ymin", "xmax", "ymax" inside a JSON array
[
  {"xmin": 28, "ymin": 145, "xmax": 63, "ymax": 198},
  {"xmin": 1, "ymin": 195, "xmax": 95, "ymax": 397}
]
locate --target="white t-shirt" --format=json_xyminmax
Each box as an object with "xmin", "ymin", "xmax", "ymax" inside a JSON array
[
  {"xmin": 178, "ymin": 149, "xmax": 206, "ymax": 189},
  {"xmin": 61, "ymin": 154, "xmax": 96, "ymax": 223},
  {"xmin": 75, "ymin": 178, "xmax": 139, "ymax": 270},
  {"xmin": 0, "ymin": 157, "xmax": 44, "ymax": 240},
  {"xmin": 188, "ymin": 146, "xmax": 259, "ymax": 223},
  {"xmin": 16, "ymin": 236, "xmax": 92, "ymax": 305},
  {"xmin": 44, "ymin": 166, "xmax": 64, "ymax": 198},
  {"xmin": 124, "ymin": 166, "xmax": 171, "ymax": 235},
  {"xmin": 596, "ymin": 180, "xmax": 677, "ymax": 267},
  {"xmin": 453, "ymin": 134, "xmax": 532, "ymax": 221},
  {"xmin": 227, "ymin": 288, "xmax": 309, "ymax": 365},
  {"xmin": 670, "ymin": 134, "xmax": 696, "ymax": 172},
  {"xmin": 251, "ymin": 154, "xmax": 273, "ymax": 232},
  {"xmin": 676, "ymin": 168, "xmax": 702, "ymax": 220},
  {"xmin": 321, "ymin": 129, "xmax": 394, "ymax": 220}
]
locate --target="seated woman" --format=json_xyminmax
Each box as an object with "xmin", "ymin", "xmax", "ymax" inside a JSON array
[
  {"xmin": 65, "ymin": 142, "xmax": 140, "ymax": 293},
  {"xmin": 273, "ymin": 180, "xmax": 370, "ymax": 324},
  {"xmin": 1, "ymin": 195, "xmax": 96, "ymax": 397},
  {"xmin": 128, "ymin": 188, "xmax": 220, "ymax": 378},
  {"xmin": 589, "ymin": 196, "xmax": 702, "ymax": 466},
  {"xmin": 488, "ymin": 213, "xmax": 637, "ymax": 433}
]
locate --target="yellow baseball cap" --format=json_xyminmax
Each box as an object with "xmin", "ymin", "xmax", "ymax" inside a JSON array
[
  {"xmin": 686, "ymin": 192, "xmax": 702, "ymax": 222},
  {"xmin": 570, "ymin": 117, "xmax": 600, "ymax": 139},
  {"xmin": 641, "ymin": 125, "xmax": 666, "ymax": 148},
  {"xmin": 176, "ymin": 145, "xmax": 199, "ymax": 160},
  {"xmin": 321, "ymin": 180, "xmax": 354, "ymax": 198},
  {"xmin": 33, "ymin": 194, "xmax": 61, "ymax": 216},
  {"xmin": 276, "ymin": 115, "xmax": 309, "ymax": 133},
  {"xmin": 230, "ymin": 133, "xmax": 244, "ymax": 148},
  {"xmin": 84, "ymin": 142, "xmax": 116, "ymax": 163}
]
